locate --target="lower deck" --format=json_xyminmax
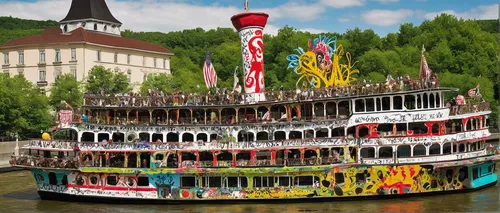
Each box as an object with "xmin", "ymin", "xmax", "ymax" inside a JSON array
[{"xmin": 30, "ymin": 159, "xmax": 498, "ymax": 201}]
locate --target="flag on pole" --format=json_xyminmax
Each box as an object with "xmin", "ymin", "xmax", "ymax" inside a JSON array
[
  {"xmin": 262, "ymin": 111, "xmax": 270, "ymax": 121},
  {"xmin": 419, "ymin": 44, "xmax": 432, "ymax": 79},
  {"xmin": 244, "ymin": 0, "xmax": 249, "ymax": 11},
  {"xmin": 203, "ymin": 50, "xmax": 217, "ymax": 89}
]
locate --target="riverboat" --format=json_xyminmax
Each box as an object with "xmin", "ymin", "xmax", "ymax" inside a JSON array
[{"xmin": 10, "ymin": 7, "xmax": 500, "ymax": 204}]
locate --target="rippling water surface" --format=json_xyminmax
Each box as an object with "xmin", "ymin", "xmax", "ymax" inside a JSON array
[{"xmin": 0, "ymin": 170, "xmax": 499, "ymax": 213}]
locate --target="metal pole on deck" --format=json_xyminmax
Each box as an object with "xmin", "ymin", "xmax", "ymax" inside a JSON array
[{"xmin": 14, "ymin": 133, "xmax": 19, "ymax": 156}]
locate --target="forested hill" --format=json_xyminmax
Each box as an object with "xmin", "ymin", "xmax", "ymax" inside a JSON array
[{"xmin": 0, "ymin": 15, "xmax": 498, "ymax": 124}]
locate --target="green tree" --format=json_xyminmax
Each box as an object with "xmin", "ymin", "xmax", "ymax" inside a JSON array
[
  {"xmin": 85, "ymin": 65, "xmax": 131, "ymax": 95},
  {"xmin": 140, "ymin": 73, "xmax": 175, "ymax": 95},
  {"xmin": 49, "ymin": 73, "xmax": 83, "ymax": 110},
  {"xmin": 0, "ymin": 74, "xmax": 52, "ymax": 137}
]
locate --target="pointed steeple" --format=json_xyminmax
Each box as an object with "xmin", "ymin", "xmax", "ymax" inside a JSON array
[{"xmin": 59, "ymin": 0, "xmax": 122, "ymax": 36}]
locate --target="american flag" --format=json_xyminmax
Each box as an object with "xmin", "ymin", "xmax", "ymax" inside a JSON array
[
  {"xmin": 203, "ymin": 50, "xmax": 217, "ymax": 89},
  {"xmin": 420, "ymin": 45, "xmax": 432, "ymax": 79}
]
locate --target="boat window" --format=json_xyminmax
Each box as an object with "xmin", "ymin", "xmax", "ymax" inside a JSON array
[
  {"xmin": 413, "ymin": 145, "xmax": 426, "ymax": 156},
  {"xmin": 126, "ymin": 178, "xmax": 135, "ymax": 187},
  {"xmin": 278, "ymin": 176, "xmax": 291, "ymax": 187},
  {"xmin": 75, "ymin": 175, "xmax": 84, "ymax": 186},
  {"xmin": 253, "ymin": 176, "xmax": 273, "ymax": 188},
  {"xmin": 458, "ymin": 143, "xmax": 466, "ymax": 152},
  {"xmin": 416, "ymin": 94, "xmax": 422, "ymax": 109},
  {"xmin": 338, "ymin": 101, "xmax": 350, "ymax": 116},
  {"xmin": 316, "ymin": 128, "xmax": 328, "ymax": 138},
  {"xmin": 155, "ymin": 154, "xmax": 164, "ymax": 161},
  {"xmin": 443, "ymin": 142, "xmax": 452, "ymax": 154},
  {"xmin": 138, "ymin": 177, "xmax": 149, "ymax": 187},
  {"xmin": 358, "ymin": 126, "xmax": 369, "ymax": 138},
  {"xmin": 432, "ymin": 123, "xmax": 440, "ymax": 135},
  {"xmin": 181, "ymin": 176, "xmax": 197, "ymax": 187},
  {"xmin": 409, "ymin": 122, "xmax": 428, "ymax": 135},
  {"xmin": 423, "ymin": 93, "xmax": 429, "ymax": 109},
  {"xmin": 472, "ymin": 168, "xmax": 479, "ymax": 180},
  {"xmin": 436, "ymin": 93, "xmax": 441, "ymax": 107},
  {"xmin": 429, "ymin": 93, "xmax": 435, "ymax": 108},
  {"xmin": 355, "ymin": 99, "xmax": 365, "ymax": 112},
  {"xmin": 61, "ymin": 175, "xmax": 68, "ymax": 185},
  {"xmin": 48, "ymin": 172, "xmax": 57, "ymax": 185},
  {"xmin": 378, "ymin": 147, "xmax": 393, "ymax": 158},
  {"xmin": 393, "ymin": 96, "xmax": 403, "ymax": 110},
  {"xmin": 331, "ymin": 127, "xmax": 345, "ymax": 137},
  {"xmin": 227, "ymin": 176, "xmax": 247, "ymax": 188},
  {"xmin": 296, "ymin": 176, "xmax": 320, "ymax": 186},
  {"xmin": 106, "ymin": 176, "xmax": 118, "ymax": 186},
  {"xmin": 360, "ymin": 147, "xmax": 375, "ymax": 158},
  {"xmin": 397, "ymin": 145, "xmax": 411, "ymax": 157},
  {"xmin": 335, "ymin": 173, "xmax": 344, "ymax": 184},
  {"xmin": 346, "ymin": 127, "xmax": 355, "ymax": 138},
  {"xmin": 429, "ymin": 144, "xmax": 441, "ymax": 155},
  {"xmin": 376, "ymin": 98, "xmax": 381, "ymax": 111},
  {"xmin": 382, "ymin": 97, "xmax": 390, "ymax": 111},
  {"xmin": 366, "ymin": 98, "xmax": 375, "ymax": 112},
  {"xmin": 202, "ymin": 176, "xmax": 222, "ymax": 188},
  {"xmin": 90, "ymin": 175, "xmax": 98, "ymax": 185},
  {"xmin": 404, "ymin": 95, "xmax": 416, "ymax": 110},
  {"xmin": 356, "ymin": 173, "xmax": 365, "ymax": 183}
]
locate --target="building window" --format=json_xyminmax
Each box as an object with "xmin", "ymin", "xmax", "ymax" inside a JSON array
[
  {"xmin": 18, "ymin": 51, "xmax": 24, "ymax": 65},
  {"xmin": 97, "ymin": 50, "xmax": 101, "ymax": 61},
  {"xmin": 17, "ymin": 69, "xmax": 24, "ymax": 76},
  {"xmin": 71, "ymin": 67, "xmax": 77, "ymax": 80},
  {"xmin": 104, "ymin": 25, "xmax": 107, "ymax": 31},
  {"xmin": 71, "ymin": 48, "xmax": 76, "ymax": 61},
  {"xmin": 63, "ymin": 24, "xmax": 68, "ymax": 33},
  {"xmin": 94, "ymin": 23, "xmax": 97, "ymax": 31},
  {"xmin": 2, "ymin": 70, "xmax": 9, "ymax": 77},
  {"xmin": 114, "ymin": 53, "xmax": 118, "ymax": 63},
  {"xmin": 55, "ymin": 49, "xmax": 61, "ymax": 62},
  {"xmin": 39, "ymin": 50, "xmax": 45, "ymax": 64},
  {"xmin": 54, "ymin": 68, "xmax": 61, "ymax": 80},
  {"xmin": 3, "ymin": 52, "xmax": 8, "ymax": 65},
  {"xmin": 114, "ymin": 67, "xmax": 120, "ymax": 73},
  {"xmin": 163, "ymin": 59, "xmax": 166, "ymax": 69},
  {"xmin": 127, "ymin": 54, "xmax": 131, "ymax": 64},
  {"xmin": 39, "ymin": 70, "xmax": 46, "ymax": 81},
  {"xmin": 153, "ymin": 57, "xmax": 157, "ymax": 68},
  {"xmin": 127, "ymin": 69, "xmax": 132, "ymax": 82}
]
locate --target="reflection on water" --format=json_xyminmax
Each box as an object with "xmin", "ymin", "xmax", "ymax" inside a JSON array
[{"xmin": 0, "ymin": 170, "xmax": 499, "ymax": 213}]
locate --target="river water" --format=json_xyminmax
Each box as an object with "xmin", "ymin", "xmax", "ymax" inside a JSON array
[{"xmin": 0, "ymin": 170, "xmax": 499, "ymax": 213}]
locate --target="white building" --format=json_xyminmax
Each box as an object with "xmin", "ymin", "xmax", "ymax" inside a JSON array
[{"xmin": 0, "ymin": 0, "xmax": 173, "ymax": 94}]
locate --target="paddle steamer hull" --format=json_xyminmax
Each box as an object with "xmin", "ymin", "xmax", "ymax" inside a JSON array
[{"xmin": 28, "ymin": 157, "xmax": 498, "ymax": 203}]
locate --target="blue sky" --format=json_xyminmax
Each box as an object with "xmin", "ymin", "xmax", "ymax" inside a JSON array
[{"xmin": 0, "ymin": 0, "xmax": 498, "ymax": 36}]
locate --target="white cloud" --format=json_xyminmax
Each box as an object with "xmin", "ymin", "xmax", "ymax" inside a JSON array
[
  {"xmin": 319, "ymin": 0, "xmax": 364, "ymax": 8},
  {"xmin": 0, "ymin": 0, "xmax": 367, "ymax": 35},
  {"xmin": 298, "ymin": 28, "xmax": 328, "ymax": 34},
  {"xmin": 424, "ymin": 4, "xmax": 498, "ymax": 20},
  {"xmin": 361, "ymin": 9, "xmax": 414, "ymax": 26},
  {"xmin": 338, "ymin": 18, "xmax": 351, "ymax": 23}
]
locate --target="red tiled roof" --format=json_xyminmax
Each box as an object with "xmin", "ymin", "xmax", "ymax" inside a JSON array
[{"xmin": 0, "ymin": 27, "xmax": 172, "ymax": 55}]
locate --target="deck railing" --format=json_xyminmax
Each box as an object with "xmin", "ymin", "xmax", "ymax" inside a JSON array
[
  {"xmin": 83, "ymin": 78, "xmax": 439, "ymax": 107},
  {"xmin": 449, "ymin": 102, "xmax": 490, "ymax": 116},
  {"xmin": 10, "ymin": 155, "xmax": 78, "ymax": 169}
]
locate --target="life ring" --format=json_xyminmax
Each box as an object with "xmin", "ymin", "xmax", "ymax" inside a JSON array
[{"xmin": 127, "ymin": 132, "xmax": 138, "ymax": 143}]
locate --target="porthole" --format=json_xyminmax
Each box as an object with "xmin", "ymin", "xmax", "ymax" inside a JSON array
[
  {"xmin": 127, "ymin": 177, "xmax": 136, "ymax": 187},
  {"xmin": 90, "ymin": 175, "xmax": 98, "ymax": 185},
  {"xmin": 76, "ymin": 175, "xmax": 85, "ymax": 185}
]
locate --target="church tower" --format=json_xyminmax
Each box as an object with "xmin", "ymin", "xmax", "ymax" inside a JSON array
[{"xmin": 59, "ymin": 0, "xmax": 122, "ymax": 36}]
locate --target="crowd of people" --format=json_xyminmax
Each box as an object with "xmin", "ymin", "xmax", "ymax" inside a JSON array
[{"xmin": 84, "ymin": 74, "xmax": 440, "ymax": 107}]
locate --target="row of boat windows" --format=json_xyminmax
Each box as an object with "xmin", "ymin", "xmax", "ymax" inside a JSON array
[
  {"xmin": 180, "ymin": 176, "xmax": 323, "ymax": 188},
  {"xmin": 78, "ymin": 117, "xmax": 484, "ymax": 143},
  {"xmin": 74, "ymin": 174, "xmax": 150, "ymax": 187},
  {"xmin": 360, "ymin": 141, "xmax": 485, "ymax": 159},
  {"xmin": 472, "ymin": 164, "xmax": 496, "ymax": 180},
  {"xmin": 354, "ymin": 92, "xmax": 442, "ymax": 113}
]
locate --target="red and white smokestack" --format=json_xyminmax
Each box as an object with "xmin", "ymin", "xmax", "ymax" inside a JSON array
[{"xmin": 231, "ymin": 12, "xmax": 269, "ymax": 102}]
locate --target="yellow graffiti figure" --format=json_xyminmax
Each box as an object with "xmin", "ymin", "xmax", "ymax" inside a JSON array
[{"xmin": 287, "ymin": 35, "xmax": 358, "ymax": 88}]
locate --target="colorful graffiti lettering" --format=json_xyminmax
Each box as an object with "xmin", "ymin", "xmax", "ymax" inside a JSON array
[{"xmin": 287, "ymin": 35, "xmax": 358, "ymax": 88}]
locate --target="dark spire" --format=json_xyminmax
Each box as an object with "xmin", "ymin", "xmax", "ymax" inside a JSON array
[{"xmin": 60, "ymin": 0, "xmax": 121, "ymax": 25}]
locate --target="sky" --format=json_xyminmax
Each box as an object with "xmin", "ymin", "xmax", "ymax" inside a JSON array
[{"xmin": 0, "ymin": 0, "xmax": 498, "ymax": 36}]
